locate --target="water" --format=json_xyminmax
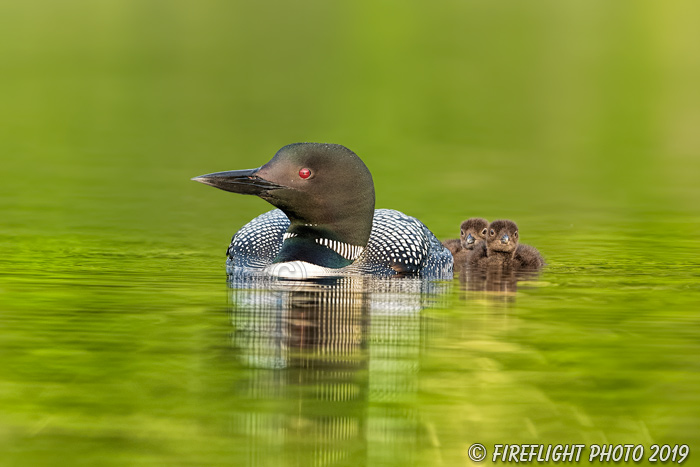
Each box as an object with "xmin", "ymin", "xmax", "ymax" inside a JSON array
[
  {"xmin": 3, "ymin": 240, "xmax": 698, "ymax": 466},
  {"xmin": 2, "ymin": 1, "xmax": 700, "ymax": 465}
]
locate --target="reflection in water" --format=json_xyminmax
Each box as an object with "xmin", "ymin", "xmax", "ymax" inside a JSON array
[
  {"xmin": 227, "ymin": 274, "xmax": 449, "ymax": 466},
  {"xmin": 457, "ymin": 263, "xmax": 542, "ymax": 297}
]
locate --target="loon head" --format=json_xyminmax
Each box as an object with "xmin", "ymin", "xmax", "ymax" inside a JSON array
[
  {"xmin": 459, "ymin": 217, "xmax": 489, "ymax": 250},
  {"xmin": 485, "ymin": 219, "xmax": 519, "ymax": 256},
  {"xmin": 193, "ymin": 143, "xmax": 375, "ymax": 267}
]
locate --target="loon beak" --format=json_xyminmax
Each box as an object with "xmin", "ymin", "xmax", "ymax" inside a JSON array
[
  {"xmin": 466, "ymin": 233, "xmax": 475, "ymax": 245},
  {"xmin": 191, "ymin": 168, "xmax": 284, "ymax": 195},
  {"xmin": 500, "ymin": 234, "xmax": 510, "ymax": 244}
]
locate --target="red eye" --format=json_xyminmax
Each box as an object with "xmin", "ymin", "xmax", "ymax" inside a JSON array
[{"xmin": 299, "ymin": 168, "xmax": 311, "ymax": 179}]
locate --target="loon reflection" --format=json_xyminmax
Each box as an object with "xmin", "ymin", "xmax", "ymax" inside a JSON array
[{"xmin": 227, "ymin": 274, "xmax": 449, "ymax": 466}]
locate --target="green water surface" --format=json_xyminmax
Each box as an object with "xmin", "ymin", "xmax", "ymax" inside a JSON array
[{"xmin": 1, "ymin": 1, "xmax": 699, "ymax": 466}]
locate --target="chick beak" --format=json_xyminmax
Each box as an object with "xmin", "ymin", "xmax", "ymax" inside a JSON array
[{"xmin": 500, "ymin": 234, "xmax": 510, "ymax": 244}]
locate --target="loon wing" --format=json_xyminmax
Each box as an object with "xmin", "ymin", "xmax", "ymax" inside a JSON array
[
  {"xmin": 226, "ymin": 209, "xmax": 289, "ymax": 269},
  {"xmin": 346, "ymin": 209, "xmax": 453, "ymax": 279},
  {"xmin": 226, "ymin": 209, "xmax": 453, "ymax": 279}
]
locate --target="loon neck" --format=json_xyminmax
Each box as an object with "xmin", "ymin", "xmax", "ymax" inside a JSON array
[{"xmin": 274, "ymin": 224, "xmax": 366, "ymax": 268}]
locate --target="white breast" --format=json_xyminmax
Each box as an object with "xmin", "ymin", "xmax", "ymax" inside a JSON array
[{"xmin": 264, "ymin": 261, "xmax": 338, "ymax": 279}]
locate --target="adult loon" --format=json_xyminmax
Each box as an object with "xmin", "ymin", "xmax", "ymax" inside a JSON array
[{"xmin": 192, "ymin": 143, "xmax": 453, "ymax": 279}]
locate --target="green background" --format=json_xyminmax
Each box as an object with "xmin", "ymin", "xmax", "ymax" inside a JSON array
[{"xmin": 1, "ymin": 1, "xmax": 699, "ymax": 465}]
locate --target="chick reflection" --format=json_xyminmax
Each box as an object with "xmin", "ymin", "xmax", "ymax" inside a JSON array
[
  {"xmin": 458, "ymin": 263, "xmax": 541, "ymax": 293},
  {"xmin": 227, "ymin": 274, "xmax": 449, "ymax": 466}
]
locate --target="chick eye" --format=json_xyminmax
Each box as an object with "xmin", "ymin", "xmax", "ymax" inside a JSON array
[
  {"xmin": 514, "ymin": 231, "xmax": 518, "ymax": 238},
  {"xmin": 489, "ymin": 229, "xmax": 495, "ymax": 236},
  {"xmin": 481, "ymin": 228, "xmax": 487, "ymax": 236},
  {"xmin": 299, "ymin": 168, "xmax": 311, "ymax": 179},
  {"xmin": 460, "ymin": 229, "xmax": 465, "ymax": 236}
]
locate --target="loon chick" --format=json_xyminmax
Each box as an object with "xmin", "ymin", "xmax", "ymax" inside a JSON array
[
  {"xmin": 442, "ymin": 238, "xmax": 462, "ymax": 256},
  {"xmin": 442, "ymin": 217, "xmax": 489, "ymax": 252},
  {"xmin": 459, "ymin": 217, "xmax": 489, "ymax": 250},
  {"xmin": 468, "ymin": 219, "xmax": 544, "ymax": 269},
  {"xmin": 468, "ymin": 219, "xmax": 518, "ymax": 267},
  {"xmin": 443, "ymin": 217, "xmax": 489, "ymax": 265},
  {"xmin": 514, "ymin": 243, "xmax": 545, "ymax": 269},
  {"xmin": 192, "ymin": 143, "xmax": 453, "ymax": 279}
]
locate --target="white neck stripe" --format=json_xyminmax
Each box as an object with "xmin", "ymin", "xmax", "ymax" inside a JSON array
[
  {"xmin": 282, "ymin": 233, "xmax": 364, "ymax": 261},
  {"xmin": 314, "ymin": 237, "xmax": 364, "ymax": 261}
]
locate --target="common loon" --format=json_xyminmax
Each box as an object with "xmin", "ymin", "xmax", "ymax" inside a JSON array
[
  {"xmin": 467, "ymin": 219, "xmax": 545, "ymax": 269},
  {"xmin": 443, "ymin": 217, "xmax": 489, "ymax": 265},
  {"xmin": 192, "ymin": 143, "xmax": 453, "ymax": 279},
  {"xmin": 459, "ymin": 218, "xmax": 489, "ymax": 251}
]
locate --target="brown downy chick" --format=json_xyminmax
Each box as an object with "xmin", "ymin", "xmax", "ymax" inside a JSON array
[
  {"xmin": 459, "ymin": 217, "xmax": 489, "ymax": 251},
  {"xmin": 468, "ymin": 219, "xmax": 519, "ymax": 267},
  {"xmin": 443, "ymin": 217, "xmax": 489, "ymax": 265},
  {"xmin": 514, "ymin": 244, "xmax": 545, "ymax": 269},
  {"xmin": 441, "ymin": 217, "xmax": 489, "ymax": 253},
  {"xmin": 469, "ymin": 219, "xmax": 545, "ymax": 269},
  {"xmin": 441, "ymin": 238, "xmax": 463, "ymax": 256}
]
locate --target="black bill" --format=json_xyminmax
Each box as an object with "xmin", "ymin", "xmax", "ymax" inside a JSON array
[{"xmin": 191, "ymin": 168, "xmax": 283, "ymax": 195}]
